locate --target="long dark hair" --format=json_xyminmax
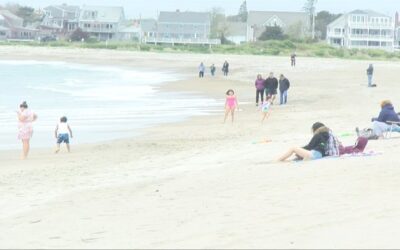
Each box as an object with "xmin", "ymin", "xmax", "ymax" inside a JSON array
[
  {"xmin": 20, "ymin": 101, "xmax": 28, "ymax": 109},
  {"xmin": 312, "ymin": 122, "xmax": 325, "ymax": 133}
]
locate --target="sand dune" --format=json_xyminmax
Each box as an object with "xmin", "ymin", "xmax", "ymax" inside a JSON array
[{"xmin": 1, "ymin": 46, "xmax": 400, "ymax": 248}]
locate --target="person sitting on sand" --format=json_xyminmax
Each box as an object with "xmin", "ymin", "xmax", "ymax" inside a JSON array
[
  {"xmin": 371, "ymin": 100, "xmax": 400, "ymax": 139},
  {"xmin": 17, "ymin": 101, "xmax": 38, "ymax": 160},
  {"xmin": 55, "ymin": 116, "xmax": 73, "ymax": 153},
  {"xmin": 224, "ymin": 89, "xmax": 239, "ymax": 124},
  {"xmin": 278, "ymin": 122, "xmax": 330, "ymax": 162}
]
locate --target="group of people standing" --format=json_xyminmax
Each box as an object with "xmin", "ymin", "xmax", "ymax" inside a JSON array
[
  {"xmin": 255, "ymin": 73, "xmax": 290, "ymax": 106},
  {"xmin": 199, "ymin": 61, "xmax": 229, "ymax": 78}
]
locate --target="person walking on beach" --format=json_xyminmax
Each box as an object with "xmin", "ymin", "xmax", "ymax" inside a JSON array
[
  {"xmin": 255, "ymin": 74, "xmax": 265, "ymax": 106},
  {"xmin": 224, "ymin": 89, "xmax": 239, "ymax": 124},
  {"xmin": 55, "ymin": 116, "xmax": 73, "ymax": 153},
  {"xmin": 265, "ymin": 72, "xmax": 278, "ymax": 104},
  {"xmin": 279, "ymin": 74, "xmax": 290, "ymax": 105},
  {"xmin": 198, "ymin": 62, "xmax": 205, "ymax": 78},
  {"xmin": 210, "ymin": 64, "xmax": 216, "ymax": 76},
  {"xmin": 261, "ymin": 100, "xmax": 272, "ymax": 123},
  {"xmin": 222, "ymin": 61, "xmax": 230, "ymax": 76},
  {"xmin": 367, "ymin": 64, "xmax": 375, "ymax": 87},
  {"xmin": 291, "ymin": 52, "xmax": 297, "ymax": 67},
  {"xmin": 16, "ymin": 101, "xmax": 37, "ymax": 160}
]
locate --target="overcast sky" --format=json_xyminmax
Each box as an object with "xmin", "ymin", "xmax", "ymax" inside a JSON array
[{"xmin": 1, "ymin": 0, "xmax": 399, "ymax": 18}]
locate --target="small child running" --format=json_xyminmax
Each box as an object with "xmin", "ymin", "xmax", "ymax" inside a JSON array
[
  {"xmin": 55, "ymin": 116, "xmax": 73, "ymax": 153},
  {"xmin": 261, "ymin": 100, "xmax": 272, "ymax": 123},
  {"xmin": 224, "ymin": 89, "xmax": 239, "ymax": 124}
]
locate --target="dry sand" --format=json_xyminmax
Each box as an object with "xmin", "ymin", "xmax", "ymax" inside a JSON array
[{"xmin": 1, "ymin": 46, "xmax": 400, "ymax": 249}]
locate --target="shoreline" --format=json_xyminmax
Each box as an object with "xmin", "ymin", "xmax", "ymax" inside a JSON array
[{"xmin": 1, "ymin": 46, "xmax": 400, "ymax": 248}]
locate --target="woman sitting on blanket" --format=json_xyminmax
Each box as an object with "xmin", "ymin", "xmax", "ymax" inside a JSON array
[
  {"xmin": 371, "ymin": 100, "xmax": 400, "ymax": 139},
  {"xmin": 278, "ymin": 122, "xmax": 330, "ymax": 162}
]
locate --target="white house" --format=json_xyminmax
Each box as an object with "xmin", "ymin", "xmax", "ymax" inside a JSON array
[
  {"xmin": 78, "ymin": 6, "xmax": 125, "ymax": 41},
  {"xmin": 247, "ymin": 11, "xmax": 310, "ymax": 42},
  {"xmin": 327, "ymin": 10, "xmax": 395, "ymax": 51}
]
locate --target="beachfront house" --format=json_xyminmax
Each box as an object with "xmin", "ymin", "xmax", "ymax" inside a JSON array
[
  {"xmin": 40, "ymin": 4, "xmax": 80, "ymax": 36},
  {"xmin": 117, "ymin": 20, "xmax": 141, "ymax": 41},
  {"xmin": 395, "ymin": 12, "xmax": 400, "ymax": 49},
  {"xmin": 146, "ymin": 10, "xmax": 220, "ymax": 45},
  {"xmin": 78, "ymin": 6, "xmax": 125, "ymax": 41},
  {"xmin": 224, "ymin": 22, "xmax": 247, "ymax": 45},
  {"xmin": 0, "ymin": 9, "xmax": 38, "ymax": 40},
  {"xmin": 247, "ymin": 11, "xmax": 310, "ymax": 42},
  {"xmin": 327, "ymin": 10, "xmax": 395, "ymax": 51},
  {"xmin": 140, "ymin": 18, "xmax": 157, "ymax": 42}
]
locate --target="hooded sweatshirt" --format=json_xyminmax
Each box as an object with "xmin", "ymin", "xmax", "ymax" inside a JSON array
[
  {"xmin": 255, "ymin": 79, "xmax": 265, "ymax": 90},
  {"xmin": 373, "ymin": 104, "xmax": 400, "ymax": 124},
  {"xmin": 303, "ymin": 126, "xmax": 330, "ymax": 156}
]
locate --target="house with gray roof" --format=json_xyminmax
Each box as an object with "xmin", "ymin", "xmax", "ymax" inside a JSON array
[
  {"xmin": 327, "ymin": 10, "xmax": 395, "ymax": 51},
  {"xmin": 41, "ymin": 4, "xmax": 80, "ymax": 35},
  {"xmin": 0, "ymin": 9, "xmax": 38, "ymax": 40},
  {"xmin": 148, "ymin": 10, "xmax": 219, "ymax": 45},
  {"xmin": 247, "ymin": 11, "xmax": 310, "ymax": 41},
  {"xmin": 78, "ymin": 6, "xmax": 125, "ymax": 41}
]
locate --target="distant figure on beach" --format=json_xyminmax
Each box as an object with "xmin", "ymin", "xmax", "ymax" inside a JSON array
[
  {"xmin": 210, "ymin": 64, "xmax": 216, "ymax": 76},
  {"xmin": 367, "ymin": 64, "xmax": 375, "ymax": 87},
  {"xmin": 370, "ymin": 100, "xmax": 400, "ymax": 139},
  {"xmin": 291, "ymin": 52, "xmax": 296, "ymax": 67},
  {"xmin": 278, "ymin": 122, "xmax": 330, "ymax": 162},
  {"xmin": 261, "ymin": 100, "xmax": 272, "ymax": 123},
  {"xmin": 198, "ymin": 62, "xmax": 205, "ymax": 78},
  {"xmin": 55, "ymin": 116, "xmax": 73, "ymax": 153},
  {"xmin": 17, "ymin": 101, "xmax": 37, "ymax": 160},
  {"xmin": 222, "ymin": 61, "xmax": 229, "ymax": 76},
  {"xmin": 224, "ymin": 89, "xmax": 239, "ymax": 124},
  {"xmin": 264, "ymin": 72, "xmax": 278, "ymax": 104},
  {"xmin": 255, "ymin": 74, "xmax": 265, "ymax": 106},
  {"xmin": 279, "ymin": 74, "xmax": 290, "ymax": 105}
]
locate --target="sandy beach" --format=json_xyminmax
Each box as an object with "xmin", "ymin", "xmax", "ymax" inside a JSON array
[{"xmin": 1, "ymin": 46, "xmax": 400, "ymax": 249}]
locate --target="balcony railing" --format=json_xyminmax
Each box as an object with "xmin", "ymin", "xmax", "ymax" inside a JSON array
[{"xmin": 144, "ymin": 37, "xmax": 221, "ymax": 45}]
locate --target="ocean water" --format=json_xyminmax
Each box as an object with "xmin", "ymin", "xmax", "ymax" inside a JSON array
[{"xmin": 0, "ymin": 60, "xmax": 220, "ymax": 150}]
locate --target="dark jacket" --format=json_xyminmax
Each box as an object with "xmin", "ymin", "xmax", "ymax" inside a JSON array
[
  {"xmin": 279, "ymin": 78, "xmax": 290, "ymax": 92},
  {"xmin": 373, "ymin": 104, "xmax": 400, "ymax": 124},
  {"xmin": 303, "ymin": 126, "xmax": 330, "ymax": 156},
  {"xmin": 367, "ymin": 66, "xmax": 374, "ymax": 75},
  {"xmin": 264, "ymin": 77, "xmax": 278, "ymax": 91}
]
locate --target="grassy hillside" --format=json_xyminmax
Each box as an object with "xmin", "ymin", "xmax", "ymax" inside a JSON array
[{"xmin": 1, "ymin": 39, "xmax": 400, "ymax": 60}]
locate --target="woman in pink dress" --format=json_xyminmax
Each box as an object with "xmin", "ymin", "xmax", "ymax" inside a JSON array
[
  {"xmin": 224, "ymin": 89, "xmax": 239, "ymax": 124},
  {"xmin": 17, "ymin": 101, "xmax": 37, "ymax": 160}
]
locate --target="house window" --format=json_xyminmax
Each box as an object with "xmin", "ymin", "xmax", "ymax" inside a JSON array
[{"xmin": 352, "ymin": 16, "xmax": 356, "ymax": 22}]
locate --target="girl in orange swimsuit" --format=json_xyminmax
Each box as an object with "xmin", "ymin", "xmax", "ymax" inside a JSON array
[{"xmin": 224, "ymin": 89, "xmax": 239, "ymax": 124}]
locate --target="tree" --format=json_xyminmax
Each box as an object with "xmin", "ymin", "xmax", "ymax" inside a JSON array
[
  {"xmin": 259, "ymin": 26, "xmax": 287, "ymax": 41},
  {"xmin": 210, "ymin": 7, "xmax": 226, "ymax": 38},
  {"xmin": 238, "ymin": 0, "xmax": 248, "ymax": 22},
  {"xmin": 69, "ymin": 28, "xmax": 89, "ymax": 42},
  {"xmin": 315, "ymin": 11, "xmax": 341, "ymax": 39},
  {"xmin": 6, "ymin": 4, "xmax": 42, "ymax": 26},
  {"xmin": 286, "ymin": 21, "xmax": 305, "ymax": 39},
  {"xmin": 303, "ymin": 0, "xmax": 318, "ymax": 39}
]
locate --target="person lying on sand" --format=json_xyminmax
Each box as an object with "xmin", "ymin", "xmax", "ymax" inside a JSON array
[{"xmin": 278, "ymin": 122, "xmax": 330, "ymax": 162}]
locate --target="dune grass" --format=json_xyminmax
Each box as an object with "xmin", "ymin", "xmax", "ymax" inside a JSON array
[{"xmin": 1, "ymin": 39, "xmax": 399, "ymax": 61}]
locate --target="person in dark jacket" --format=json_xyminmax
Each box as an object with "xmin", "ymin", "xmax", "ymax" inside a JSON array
[
  {"xmin": 371, "ymin": 100, "xmax": 400, "ymax": 138},
  {"xmin": 264, "ymin": 72, "xmax": 278, "ymax": 104},
  {"xmin": 367, "ymin": 64, "xmax": 374, "ymax": 87},
  {"xmin": 279, "ymin": 74, "xmax": 290, "ymax": 105},
  {"xmin": 278, "ymin": 122, "xmax": 330, "ymax": 162},
  {"xmin": 222, "ymin": 61, "xmax": 229, "ymax": 76}
]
